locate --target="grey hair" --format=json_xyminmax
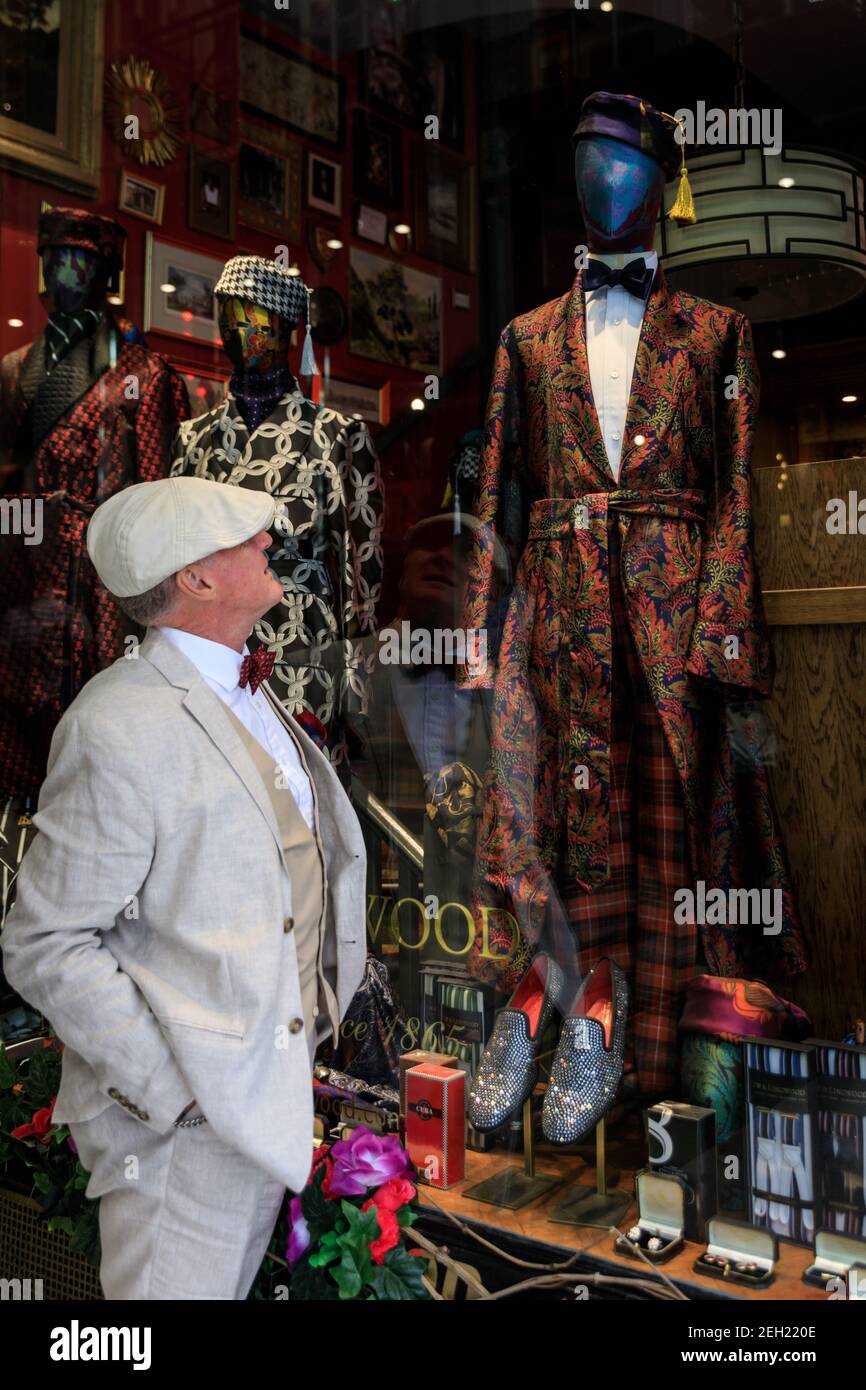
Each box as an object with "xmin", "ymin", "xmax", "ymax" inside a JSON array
[{"xmin": 110, "ymin": 573, "xmax": 179, "ymax": 626}]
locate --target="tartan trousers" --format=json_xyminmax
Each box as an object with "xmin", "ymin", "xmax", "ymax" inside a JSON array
[{"xmin": 563, "ymin": 518, "xmax": 698, "ymax": 1097}]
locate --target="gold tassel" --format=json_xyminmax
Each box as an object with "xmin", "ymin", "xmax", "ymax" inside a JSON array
[
  {"xmin": 668, "ymin": 117, "xmax": 698, "ymax": 225},
  {"xmin": 668, "ymin": 163, "xmax": 697, "ymax": 224}
]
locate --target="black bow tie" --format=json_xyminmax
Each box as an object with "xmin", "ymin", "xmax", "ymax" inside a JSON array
[{"xmin": 584, "ymin": 258, "xmax": 656, "ymax": 302}]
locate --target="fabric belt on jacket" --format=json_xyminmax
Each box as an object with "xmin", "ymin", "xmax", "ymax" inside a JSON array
[{"xmin": 526, "ymin": 489, "xmax": 706, "ymax": 892}]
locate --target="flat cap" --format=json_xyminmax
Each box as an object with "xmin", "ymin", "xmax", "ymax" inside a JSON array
[{"xmin": 86, "ymin": 477, "xmax": 277, "ymax": 598}]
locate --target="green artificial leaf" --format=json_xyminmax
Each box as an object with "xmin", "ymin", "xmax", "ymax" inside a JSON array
[
  {"xmin": 32, "ymin": 1170, "xmax": 52, "ymax": 1193},
  {"xmin": 300, "ymin": 1161, "xmax": 340, "ymax": 1238},
  {"xmin": 0, "ymin": 1043, "xmax": 16, "ymax": 1089},
  {"xmin": 290, "ymin": 1261, "xmax": 340, "ymax": 1301},
  {"xmin": 378, "ymin": 1244, "xmax": 431, "ymax": 1300},
  {"xmin": 333, "ymin": 1245, "xmax": 363, "ymax": 1300},
  {"xmin": 47, "ymin": 1215, "xmax": 74, "ymax": 1237}
]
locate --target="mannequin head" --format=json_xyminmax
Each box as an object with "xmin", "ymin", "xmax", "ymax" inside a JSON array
[
  {"xmin": 42, "ymin": 245, "xmax": 105, "ymax": 314},
  {"xmin": 575, "ymin": 135, "xmax": 665, "ymax": 253},
  {"xmin": 218, "ymin": 296, "xmax": 292, "ymax": 375}
]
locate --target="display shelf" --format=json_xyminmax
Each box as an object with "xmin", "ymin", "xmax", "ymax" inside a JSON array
[{"xmin": 416, "ymin": 1131, "xmax": 827, "ymax": 1302}]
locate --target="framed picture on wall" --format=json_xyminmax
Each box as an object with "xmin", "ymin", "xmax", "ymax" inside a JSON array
[
  {"xmin": 352, "ymin": 112, "xmax": 403, "ymax": 210},
  {"xmin": 143, "ymin": 233, "xmax": 224, "ymax": 346},
  {"xmin": 306, "ymin": 152, "xmax": 342, "ymax": 218},
  {"xmin": 349, "ymin": 246, "xmax": 441, "ymax": 373},
  {"xmin": 118, "ymin": 169, "xmax": 165, "ymax": 225},
  {"xmin": 414, "ymin": 146, "xmax": 474, "ymax": 273},
  {"xmin": 0, "ymin": 0, "xmax": 103, "ymax": 194},
  {"xmin": 321, "ymin": 376, "xmax": 390, "ymax": 426},
  {"xmin": 173, "ymin": 363, "xmax": 230, "ymax": 419},
  {"xmin": 409, "ymin": 28, "xmax": 465, "ymax": 152},
  {"xmin": 240, "ymin": 26, "xmax": 344, "ymax": 148},
  {"xmin": 190, "ymin": 84, "xmax": 233, "ymax": 144},
  {"xmin": 238, "ymin": 139, "xmax": 302, "ymax": 241},
  {"xmin": 187, "ymin": 150, "xmax": 237, "ymax": 242}
]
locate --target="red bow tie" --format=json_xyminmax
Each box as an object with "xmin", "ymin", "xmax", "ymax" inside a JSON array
[{"xmin": 238, "ymin": 647, "xmax": 275, "ymax": 695}]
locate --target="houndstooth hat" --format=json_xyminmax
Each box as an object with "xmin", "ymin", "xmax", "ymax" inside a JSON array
[{"xmin": 214, "ymin": 254, "xmax": 309, "ymax": 324}]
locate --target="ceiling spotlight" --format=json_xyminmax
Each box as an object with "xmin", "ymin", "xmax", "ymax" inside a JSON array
[
  {"xmin": 325, "ymin": 238, "xmax": 343, "ymax": 250},
  {"xmin": 600, "ymin": 1, "xmax": 614, "ymax": 10},
  {"xmin": 160, "ymin": 282, "xmax": 175, "ymax": 294},
  {"xmin": 7, "ymin": 317, "xmax": 23, "ymax": 327},
  {"xmin": 633, "ymin": 434, "xmax": 646, "ymax": 446},
  {"xmin": 771, "ymin": 347, "xmax": 787, "ymax": 359},
  {"xmin": 842, "ymin": 394, "xmax": 858, "ymax": 403},
  {"xmin": 410, "ymin": 398, "xmax": 425, "ymax": 411},
  {"xmin": 778, "ymin": 177, "xmax": 796, "ymax": 188},
  {"xmin": 394, "ymin": 223, "xmax": 411, "ymax": 235}
]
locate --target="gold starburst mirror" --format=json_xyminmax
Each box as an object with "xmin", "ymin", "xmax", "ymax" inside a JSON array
[{"xmin": 105, "ymin": 57, "xmax": 182, "ymax": 168}]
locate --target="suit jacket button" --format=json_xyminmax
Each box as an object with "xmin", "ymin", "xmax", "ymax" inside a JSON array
[
  {"xmin": 108, "ymin": 1087, "xmax": 120, "ymax": 1099},
  {"xmin": 138, "ymin": 1110, "xmax": 149, "ymax": 1121},
  {"xmin": 283, "ymin": 916, "xmax": 295, "ymax": 933},
  {"xmin": 289, "ymin": 1017, "xmax": 304, "ymax": 1035}
]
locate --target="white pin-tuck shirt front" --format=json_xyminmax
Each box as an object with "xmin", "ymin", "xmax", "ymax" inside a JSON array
[{"xmin": 585, "ymin": 249, "xmax": 658, "ymax": 481}]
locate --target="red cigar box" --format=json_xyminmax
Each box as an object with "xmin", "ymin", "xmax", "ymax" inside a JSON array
[{"xmin": 405, "ymin": 1064, "xmax": 465, "ymax": 1189}]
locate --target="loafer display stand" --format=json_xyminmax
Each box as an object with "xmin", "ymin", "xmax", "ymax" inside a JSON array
[{"xmin": 462, "ymin": 1096, "xmax": 564, "ymax": 1211}]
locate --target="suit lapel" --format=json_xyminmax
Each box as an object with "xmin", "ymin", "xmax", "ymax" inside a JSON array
[
  {"xmin": 549, "ymin": 270, "xmax": 612, "ymax": 483},
  {"xmin": 140, "ymin": 629, "xmax": 285, "ymax": 861},
  {"xmin": 618, "ymin": 269, "xmax": 685, "ymax": 481}
]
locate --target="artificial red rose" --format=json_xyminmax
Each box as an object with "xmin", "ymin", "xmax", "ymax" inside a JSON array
[
  {"xmin": 361, "ymin": 1199, "xmax": 400, "ymax": 1265},
  {"xmin": 319, "ymin": 1155, "xmax": 336, "ymax": 1198},
  {"xmin": 372, "ymin": 1175, "xmax": 416, "ymax": 1213},
  {"xmin": 32, "ymin": 1099, "xmax": 56, "ymax": 1135}
]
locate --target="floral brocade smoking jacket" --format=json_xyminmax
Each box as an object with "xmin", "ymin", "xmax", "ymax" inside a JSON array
[{"xmin": 458, "ymin": 266, "xmax": 805, "ymax": 988}]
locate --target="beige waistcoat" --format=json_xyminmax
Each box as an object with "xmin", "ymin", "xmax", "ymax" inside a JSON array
[{"xmin": 219, "ymin": 701, "xmax": 341, "ymax": 1059}]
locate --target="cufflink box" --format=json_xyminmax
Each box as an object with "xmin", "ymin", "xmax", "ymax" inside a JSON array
[
  {"xmin": 405, "ymin": 1064, "xmax": 465, "ymax": 1189},
  {"xmin": 694, "ymin": 1216, "xmax": 778, "ymax": 1289},
  {"xmin": 615, "ymin": 1169, "xmax": 686, "ymax": 1264},
  {"xmin": 802, "ymin": 1229, "xmax": 866, "ymax": 1295}
]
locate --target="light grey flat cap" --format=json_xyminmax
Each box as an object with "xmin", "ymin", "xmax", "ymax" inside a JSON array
[{"xmin": 86, "ymin": 476, "xmax": 277, "ymax": 597}]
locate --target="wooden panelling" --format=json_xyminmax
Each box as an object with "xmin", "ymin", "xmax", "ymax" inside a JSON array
[{"xmin": 754, "ymin": 457, "xmax": 866, "ymax": 1036}]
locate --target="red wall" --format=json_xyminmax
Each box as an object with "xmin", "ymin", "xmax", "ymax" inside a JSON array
[{"xmin": 0, "ymin": 0, "xmax": 482, "ymax": 536}]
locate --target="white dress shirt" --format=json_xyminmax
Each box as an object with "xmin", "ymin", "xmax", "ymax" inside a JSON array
[
  {"xmin": 159, "ymin": 626, "xmax": 315, "ymax": 831},
  {"xmin": 585, "ymin": 249, "xmax": 658, "ymax": 482}
]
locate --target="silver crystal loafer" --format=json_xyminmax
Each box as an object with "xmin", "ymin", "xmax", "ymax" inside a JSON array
[
  {"xmin": 468, "ymin": 952, "xmax": 565, "ymax": 1132},
  {"xmin": 542, "ymin": 957, "xmax": 628, "ymax": 1145}
]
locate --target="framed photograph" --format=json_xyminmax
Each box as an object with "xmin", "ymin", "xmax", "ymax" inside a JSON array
[
  {"xmin": 118, "ymin": 169, "xmax": 165, "ymax": 225},
  {"xmin": 354, "ymin": 203, "xmax": 388, "ymax": 246},
  {"xmin": 352, "ymin": 112, "xmax": 402, "ymax": 210},
  {"xmin": 349, "ymin": 246, "xmax": 441, "ymax": 373},
  {"xmin": 0, "ymin": 0, "xmax": 103, "ymax": 194},
  {"xmin": 190, "ymin": 84, "xmax": 233, "ymax": 144},
  {"xmin": 173, "ymin": 364, "xmax": 230, "ymax": 420},
  {"xmin": 143, "ymin": 233, "xmax": 224, "ymax": 346},
  {"xmin": 240, "ymin": 26, "xmax": 344, "ymax": 148},
  {"xmin": 321, "ymin": 376, "xmax": 390, "ymax": 426},
  {"xmin": 306, "ymin": 152, "xmax": 342, "ymax": 218},
  {"xmin": 238, "ymin": 139, "xmax": 302, "ymax": 241},
  {"xmin": 409, "ymin": 28, "xmax": 465, "ymax": 151},
  {"xmin": 414, "ymin": 146, "xmax": 475, "ymax": 273},
  {"xmin": 187, "ymin": 149, "xmax": 236, "ymax": 241},
  {"xmin": 357, "ymin": 0, "xmax": 422, "ymax": 127}
]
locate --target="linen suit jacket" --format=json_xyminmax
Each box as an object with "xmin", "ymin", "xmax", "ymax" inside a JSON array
[{"xmin": 1, "ymin": 627, "xmax": 367, "ymax": 1194}]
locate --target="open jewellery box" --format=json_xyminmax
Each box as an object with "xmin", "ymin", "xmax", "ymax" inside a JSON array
[
  {"xmin": 802, "ymin": 1230, "xmax": 866, "ymax": 1294},
  {"xmin": 615, "ymin": 1169, "xmax": 685, "ymax": 1264},
  {"xmin": 693, "ymin": 1216, "xmax": 778, "ymax": 1289}
]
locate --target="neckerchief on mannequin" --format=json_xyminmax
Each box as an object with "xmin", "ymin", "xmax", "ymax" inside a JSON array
[{"xmin": 229, "ymin": 364, "xmax": 295, "ymax": 433}]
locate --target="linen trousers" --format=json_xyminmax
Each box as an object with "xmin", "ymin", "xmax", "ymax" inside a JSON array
[{"xmin": 69, "ymin": 1031, "xmax": 321, "ymax": 1301}]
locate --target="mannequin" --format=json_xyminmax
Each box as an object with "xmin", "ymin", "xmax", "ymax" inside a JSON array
[
  {"xmin": 458, "ymin": 93, "xmax": 804, "ymax": 1096},
  {"xmin": 0, "ymin": 207, "xmax": 188, "ymax": 798},
  {"xmin": 172, "ymin": 255, "xmax": 384, "ymax": 768}
]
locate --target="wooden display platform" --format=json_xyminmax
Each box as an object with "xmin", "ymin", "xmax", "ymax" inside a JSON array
[{"xmin": 417, "ymin": 1127, "xmax": 825, "ymax": 1301}]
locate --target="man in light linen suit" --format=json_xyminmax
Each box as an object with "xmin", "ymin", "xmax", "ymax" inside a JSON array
[{"xmin": 1, "ymin": 476, "xmax": 367, "ymax": 1299}]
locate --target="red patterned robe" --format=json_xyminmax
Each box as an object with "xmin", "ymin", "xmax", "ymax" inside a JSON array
[
  {"xmin": 0, "ymin": 314, "xmax": 188, "ymax": 796},
  {"xmin": 458, "ymin": 266, "xmax": 805, "ymax": 1084}
]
